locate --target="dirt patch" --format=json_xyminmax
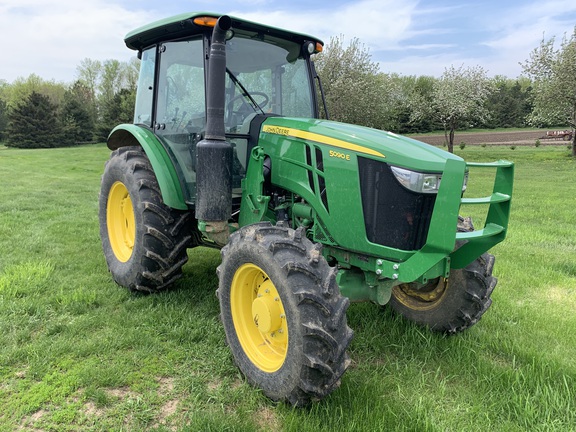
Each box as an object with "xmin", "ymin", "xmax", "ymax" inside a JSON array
[
  {"xmin": 151, "ymin": 377, "xmax": 178, "ymax": 431},
  {"xmin": 158, "ymin": 399, "xmax": 178, "ymax": 421},
  {"xmin": 206, "ymin": 377, "xmax": 224, "ymax": 391},
  {"xmin": 106, "ymin": 387, "xmax": 136, "ymax": 399},
  {"xmin": 18, "ymin": 409, "xmax": 49, "ymax": 431},
  {"xmin": 410, "ymin": 130, "xmax": 565, "ymax": 146},
  {"xmin": 254, "ymin": 406, "xmax": 281, "ymax": 430},
  {"xmin": 83, "ymin": 401, "xmax": 104, "ymax": 417},
  {"xmin": 158, "ymin": 377, "xmax": 175, "ymax": 393}
]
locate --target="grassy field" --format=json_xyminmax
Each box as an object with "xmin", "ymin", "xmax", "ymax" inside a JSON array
[
  {"xmin": 407, "ymin": 126, "xmax": 570, "ymax": 136},
  {"xmin": 0, "ymin": 143, "xmax": 575, "ymax": 431}
]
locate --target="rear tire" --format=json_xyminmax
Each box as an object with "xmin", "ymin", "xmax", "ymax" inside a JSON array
[
  {"xmin": 99, "ymin": 146, "xmax": 196, "ymax": 293},
  {"xmin": 217, "ymin": 222, "xmax": 353, "ymax": 405}
]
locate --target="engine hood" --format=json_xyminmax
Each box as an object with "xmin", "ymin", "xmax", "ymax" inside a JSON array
[{"xmin": 261, "ymin": 117, "xmax": 462, "ymax": 172}]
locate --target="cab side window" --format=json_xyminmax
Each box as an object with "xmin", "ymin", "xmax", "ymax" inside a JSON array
[{"xmin": 133, "ymin": 47, "xmax": 156, "ymax": 126}]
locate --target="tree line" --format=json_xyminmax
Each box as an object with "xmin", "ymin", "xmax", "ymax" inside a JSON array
[
  {"xmin": 314, "ymin": 31, "xmax": 575, "ymax": 155},
  {"xmin": 0, "ymin": 28, "xmax": 574, "ymax": 155},
  {"xmin": 0, "ymin": 58, "xmax": 138, "ymax": 148}
]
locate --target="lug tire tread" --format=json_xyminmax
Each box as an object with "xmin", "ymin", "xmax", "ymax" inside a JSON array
[
  {"xmin": 99, "ymin": 146, "xmax": 197, "ymax": 293},
  {"xmin": 217, "ymin": 222, "xmax": 353, "ymax": 406},
  {"xmin": 391, "ymin": 253, "xmax": 497, "ymax": 334},
  {"xmin": 390, "ymin": 217, "xmax": 498, "ymax": 334}
]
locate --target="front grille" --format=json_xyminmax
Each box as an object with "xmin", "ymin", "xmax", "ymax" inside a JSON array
[{"xmin": 358, "ymin": 157, "xmax": 436, "ymax": 250}]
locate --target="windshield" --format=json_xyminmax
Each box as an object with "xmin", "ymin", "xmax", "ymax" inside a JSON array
[{"xmin": 224, "ymin": 32, "xmax": 315, "ymax": 133}]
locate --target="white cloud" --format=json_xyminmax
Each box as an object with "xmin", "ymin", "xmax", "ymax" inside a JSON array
[
  {"xmin": 379, "ymin": 51, "xmax": 524, "ymax": 79},
  {"xmin": 230, "ymin": 0, "xmax": 419, "ymax": 50},
  {"xmin": 2, "ymin": 0, "xmax": 575, "ymax": 82},
  {"xmin": 479, "ymin": 0, "xmax": 576, "ymax": 75},
  {"xmin": 388, "ymin": 43, "xmax": 456, "ymax": 51},
  {"xmin": 0, "ymin": 0, "xmax": 156, "ymax": 82}
]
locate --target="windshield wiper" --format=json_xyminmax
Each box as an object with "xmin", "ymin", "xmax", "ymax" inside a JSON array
[{"xmin": 226, "ymin": 68, "xmax": 265, "ymax": 115}]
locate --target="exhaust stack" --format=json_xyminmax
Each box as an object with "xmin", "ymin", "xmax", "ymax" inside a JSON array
[{"xmin": 195, "ymin": 16, "xmax": 233, "ymax": 246}]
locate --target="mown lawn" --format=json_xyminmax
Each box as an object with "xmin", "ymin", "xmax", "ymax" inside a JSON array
[{"xmin": 0, "ymin": 143, "xmax": 575, "ymax": 431}]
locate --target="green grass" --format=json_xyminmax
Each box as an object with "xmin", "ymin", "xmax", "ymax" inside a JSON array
[
  {"xmin": 0, "ymin": 143, "xmax": 575, "ymax": 431},
  {"xmin": 407, "ymin": 125, "xmax": 570, "ymax": 137}
]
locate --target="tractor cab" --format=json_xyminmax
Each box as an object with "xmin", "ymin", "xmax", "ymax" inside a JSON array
[{"xmin": 127, "ymin": 13, "xmax": 323, "ymax": 204}]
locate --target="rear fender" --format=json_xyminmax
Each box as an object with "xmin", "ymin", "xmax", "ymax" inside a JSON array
[{"xmin": 107, "ymin": 124, "xmax": 187, "ymax": 210}]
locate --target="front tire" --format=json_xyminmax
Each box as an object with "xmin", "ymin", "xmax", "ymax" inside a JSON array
[
  {"xmin": 99, "ymin": 146, "xmax": 195, "ymax": 293},
  {"xmin": 217, "ymin": 222, "xmax": 353, "ymax": 405},
  {"xmin": 389, "ymin": 253, "xmax": 497, "ymax": 334}
]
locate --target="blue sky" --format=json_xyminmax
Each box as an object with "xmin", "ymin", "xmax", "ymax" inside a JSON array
[{"xmin": 1, "ymin": 0, "xmax": 576, "ymax": 83}]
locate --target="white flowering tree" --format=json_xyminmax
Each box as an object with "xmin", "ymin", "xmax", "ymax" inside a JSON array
[
  {"xmin": 426, "ymin": 65, "xmax": 493, "ymax": 153},
  {"xmin": 314, "ymin": 36, "xmax": 397, "ymax": 130},
  {"xmin": 521, "ymin": 27, "xmax": 576, "ymax": 157}
]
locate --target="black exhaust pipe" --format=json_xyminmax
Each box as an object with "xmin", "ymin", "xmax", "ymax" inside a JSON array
[{"xmin": 195, "ymin": 16, "xmax": 233, "ymax": 245}]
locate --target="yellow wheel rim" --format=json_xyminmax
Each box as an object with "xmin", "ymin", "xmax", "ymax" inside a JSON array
[
  {"xmin": 230, "ymin": 264, "xmax": 288, "ymax": 372},
  {"xmin": 393, "ymin": 278, "xmax": 448, "ymax": 311},
  {"xmin": 106, "ymin": 181, "xmax": 135, "ymax": 263}
]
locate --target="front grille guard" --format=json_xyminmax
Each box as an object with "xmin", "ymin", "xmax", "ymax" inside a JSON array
[
  {"xmin": 371, "ymin": 158, "xmax": 514, "ymax": 283},
  {"xmin": 450, "ymin": 160, "xmax": 514, "ymax": 269}
]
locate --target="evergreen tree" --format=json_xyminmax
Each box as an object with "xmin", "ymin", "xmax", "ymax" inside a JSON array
[
  {"xmin": 62, "ymin": 81, "xmax": 96, "ymax": 143},
  {"xmin": 482, "ymin": 78, "xmax": 532, "ymax": 128},
  {"xmin": 0, "ymin": 99, "xmax": 8, "ymax": 142},
  {"xmin": 95, "ymin": 88, "xmax": 136, "ymax": 141},
  {"xmin": 5, "ymin": 91, "xmax": 72, "ymax": 148}
]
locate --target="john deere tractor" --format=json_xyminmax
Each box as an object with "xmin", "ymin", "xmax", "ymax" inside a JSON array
[{"xmin": 99, "ymin": 13, "xmax": 514, "ymax": 405}]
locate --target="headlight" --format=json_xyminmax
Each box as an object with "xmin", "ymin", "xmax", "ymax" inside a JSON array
[{"xmin": 391, "ymin": 166, "xmax": 468, "ymax": 194}]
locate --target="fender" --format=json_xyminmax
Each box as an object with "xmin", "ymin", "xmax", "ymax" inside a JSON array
[{"xmin": 107, "ymin": 124, "xmax": 188, "ymax": 210}]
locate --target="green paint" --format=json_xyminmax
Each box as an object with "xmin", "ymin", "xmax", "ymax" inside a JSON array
[
  {"xmin": 336, "ymin": 269, "xmax": 393, "ymax": 305},
  {"xmin": 238, "ymin": 147, "xmax": 270, "ymax": 227},
  {"xmin": 451, "ymin": 160, "xmax": 514, "ymax": 268},
  {"xmin": 117, "ymin": 12, "xmax": 514, "ymax": 305},
  {"xmin": 124, "ymin": 12, "xmax": 323, "ymax": 51},
  {"xmin": 238, "ymin": 116, "xmax": 513, "ymax": 301},
  {"xmin": 107, "ymin": 124, "xmax": 187, "ymax": 210}
]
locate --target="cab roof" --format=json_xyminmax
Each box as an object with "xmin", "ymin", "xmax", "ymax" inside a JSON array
[{"xmin": 125, "ymin": 12, "xmax": 324, "ymax": 52}]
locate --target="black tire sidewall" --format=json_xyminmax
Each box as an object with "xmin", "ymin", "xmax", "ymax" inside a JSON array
[
  {"xmin": 391, "ymin": 270, "xmax": 471, "ymax": 328},
  {"xmin": 218, "ymin": 239, "xmax": 304, "ymax": 401},
  {"xmin": 390, "ymin": 255, "xmax": 494, "ymax": 333},
  {"xmin": 99, "ymin": 148, "xmax": 147, "ymax": 289}
]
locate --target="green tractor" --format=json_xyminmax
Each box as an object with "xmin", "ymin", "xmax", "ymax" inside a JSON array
[{"xmin": 99, "ymin": 13, "xmax": 514, "ymax": 405}]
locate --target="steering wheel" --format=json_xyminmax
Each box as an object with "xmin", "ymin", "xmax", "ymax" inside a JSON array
[
  {"xmin": 226, "ymin": 92, "xmax": 269, "ymax": 130},
  {"xmin": 227, "ymin": 92, "xmax": 269, "ymax": 113}
]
